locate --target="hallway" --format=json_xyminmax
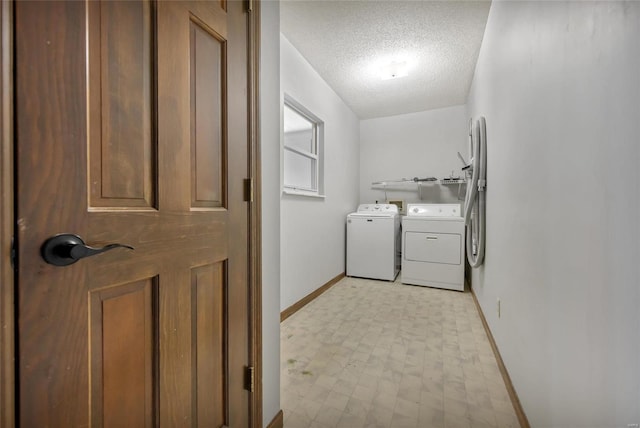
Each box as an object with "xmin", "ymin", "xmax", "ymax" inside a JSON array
[{"xmin": 280, "ymin": 277, "xmax": 520, "ymax": 427}]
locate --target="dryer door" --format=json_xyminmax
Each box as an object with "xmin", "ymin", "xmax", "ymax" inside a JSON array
[{"xmin": 404, "ymin": 232, "xmax": 462, "ymax": 265}]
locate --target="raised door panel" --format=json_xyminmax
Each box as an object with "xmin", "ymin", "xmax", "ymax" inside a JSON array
[
  {"xmin": 90, "ymin": 279, "xmax": 157, "ymax": 428},
  {"xmin": 88, "ymin": 1, "xmax": 156, "ymax": 209},
  {"xmin": 190, "ymin": 19, "xmax": 226, "ymax": 209},
  {"xmin": 192, "ymin": 263, "xmax": 227, "ymax": 427}
]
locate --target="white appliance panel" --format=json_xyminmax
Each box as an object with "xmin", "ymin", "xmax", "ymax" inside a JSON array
[
  {"xmin": 346, "ymin": 215, "xmax": 399, "ymax": 281},
  {"xmin": 401, "ymin": 204, "xmax": 465, "ymax": 291},
  {"xmin": 404, "ymin": 232, "xmax": 461, "ymax": 265},
  {"xmin": 406, "ymin": 203, "xmax": 461, "ymax": 217},
  {"xmin": 402, "ymin": 217, "xmax": 464, "ymax": 234},
  {"xmin": 402, "ymin": 262, "xmax": 463, "ymax": 289}
]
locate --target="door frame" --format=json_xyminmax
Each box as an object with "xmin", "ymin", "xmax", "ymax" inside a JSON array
[
  {"xmin": 0, "ymin": 0, "xmax": 14, "ymax": 426},
  {"xmin": 0, "ymin": 1, "xmax": 262, "ymax": 426},
  {"xmin": 248, "ymin": 0, "xmax": 263, "ymax": 427}
]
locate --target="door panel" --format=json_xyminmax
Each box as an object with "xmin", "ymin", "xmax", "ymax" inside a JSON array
[
  {"xmin": 190, "ymin": 20, "xmax": 226, "ymax": 208},
  {"xmin": 192, "ymin": 262, "xmax": 226, "ymax": 427},
  {"xmin": 90, "ymin": 278, "xmax": 157, "ymax": 428},
  {"xmin": 16, "ymin": 1, "xmax": 250, "ymax": 427},
  {"xmin": 88, "ymin": 0, "xmax": 156, "ymax": 208}
]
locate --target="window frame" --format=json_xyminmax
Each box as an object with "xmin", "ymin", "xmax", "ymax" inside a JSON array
[{"xmin": 282, "ymin": 95, "xmax": 324, "ymax": 197}]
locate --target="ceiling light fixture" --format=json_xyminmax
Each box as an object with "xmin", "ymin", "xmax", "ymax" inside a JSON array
[{"xmin": 380, "ymin": 60, "xmax": 409, "ymax": 80}]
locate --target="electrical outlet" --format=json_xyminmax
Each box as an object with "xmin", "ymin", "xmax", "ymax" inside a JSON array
[{"xmin": 497, "ymin": 298, "xmax": 501, "ymax": 318}]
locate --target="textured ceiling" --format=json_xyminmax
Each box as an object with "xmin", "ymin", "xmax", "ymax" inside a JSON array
[{"xmin": 280, "ymin": 0, "xmax": 491, "ymax": 119}]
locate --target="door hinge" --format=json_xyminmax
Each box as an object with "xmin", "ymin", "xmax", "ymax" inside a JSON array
[
  {"xmin": 247, "ymin": 0, "xmax": 253, "ymax": 13},
  {"xmin": 245, "ymin": 366, "xmax": 255, "ymax": 392},
  {"xmin": 244, "ymin": 178, "xmax": 254, "ymax": 202}
]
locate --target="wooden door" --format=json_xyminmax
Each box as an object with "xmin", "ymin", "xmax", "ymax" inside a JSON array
[{"xmin": 15, "ymin": 1, "xmax": 254, "ymax": 426}]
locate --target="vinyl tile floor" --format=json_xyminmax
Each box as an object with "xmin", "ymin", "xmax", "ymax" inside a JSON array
[{"xmin": 280, "ymin": 276, "xmax": 520, "ymax": 428}]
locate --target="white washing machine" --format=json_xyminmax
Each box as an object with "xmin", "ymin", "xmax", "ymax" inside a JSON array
[
  {"xmin": 401, "ymin": 204, "xmax": 465, "ymax": 291},
  {"xmin": 347, "ymin": 204, "xmax": 400, "ymax": 281}
]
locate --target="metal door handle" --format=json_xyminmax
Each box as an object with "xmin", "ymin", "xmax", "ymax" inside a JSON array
[
  {"xmin": 41, "ymin": 233, "xmax": 134, "ymax": 266},
  {"xmin": 426, "ymin": 236, "xmax": 438, "ymax": 240}
]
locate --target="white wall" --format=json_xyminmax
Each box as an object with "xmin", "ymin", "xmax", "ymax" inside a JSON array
[
  {"xmin": 280, "ymin": 34, "xmax": 360, "ymax": 310},
  {"xmin": 260, "ymin": 1, "xmax": 281, "ymax": 425},
  {"xmin": 359, "ymin": 106, "xmax": 468, "ymax": 207},
  {"xmin": 467, "ymin": 2, "xmax": 640, "ymax": 426}
]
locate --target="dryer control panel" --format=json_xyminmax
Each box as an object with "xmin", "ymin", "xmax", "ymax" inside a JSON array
[{"xmin": 406, "ymin": 204, "xmax": 460, "ymax": 217}]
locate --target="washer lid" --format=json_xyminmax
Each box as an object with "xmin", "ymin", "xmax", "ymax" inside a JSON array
[
  {"xmin": 406, "ymin": 204, "xmax": 461, "ymax": 217},
  {"xmin": 349, "ymin": 212, "xmax": 397, "ymax": 218}
]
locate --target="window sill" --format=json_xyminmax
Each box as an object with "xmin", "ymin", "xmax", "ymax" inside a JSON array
[{"xmin": 282, "ymin": 189, "xmax": 326, "ymax": 199}]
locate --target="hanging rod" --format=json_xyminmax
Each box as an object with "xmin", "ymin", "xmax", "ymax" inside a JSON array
[{"xmin": 371, "ymin": 176, "xmax": 437, "ymax": 186}]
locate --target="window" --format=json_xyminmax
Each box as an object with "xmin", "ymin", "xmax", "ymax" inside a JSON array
[{"xmin": 283, "ymin": 96, "xmax": 324, "ymax": 197}]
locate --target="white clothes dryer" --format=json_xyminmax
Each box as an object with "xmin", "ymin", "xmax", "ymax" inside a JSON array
[
  {"xmin": 347, "ymin": 204, "xmax": 400, "ymax": 281},
  {"xmin": 401, "ymin": 204, "xmax": 465, "ymax": 291}
]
